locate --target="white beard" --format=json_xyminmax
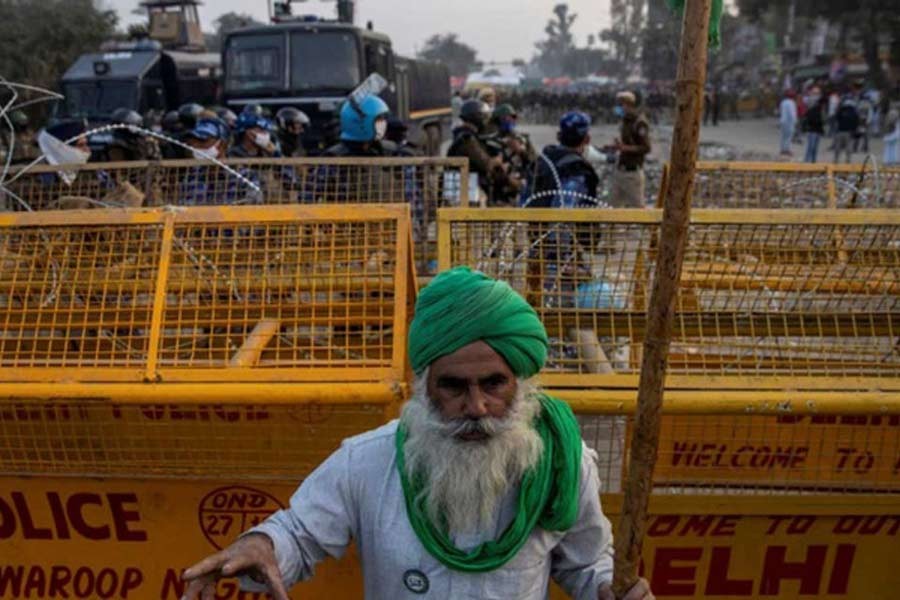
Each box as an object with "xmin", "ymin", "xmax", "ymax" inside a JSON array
[{"xmin": 400, "ymin": 370, "xmax": 544, "ymax": 537}]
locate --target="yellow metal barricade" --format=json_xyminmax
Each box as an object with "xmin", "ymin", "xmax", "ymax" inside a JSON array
[
  {"xmin": 2, "ymin": 205, "xmax": 899, "ymax": 599},
  {"xmin": 3, "ymin": 398, "xmax": 899, "ymax": 599},
  {"xmin": 0, "ymin": 204, "xmax": 413, "ymax": 479},
  {"xmin": 672, "ymin": 161, "xmax": 900, "ymax": 208},
  {"xmin": 438, "ymin": 207, "xmax": 900, "ymax": 492},
  {"xmin": 1, "ymin": 157, "xmax": 469, "ymax": 276}
]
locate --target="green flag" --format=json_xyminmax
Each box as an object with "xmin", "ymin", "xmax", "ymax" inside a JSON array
[{"xmin": 665, "ymin": 0, "xmax": 725, "ymax": 49}]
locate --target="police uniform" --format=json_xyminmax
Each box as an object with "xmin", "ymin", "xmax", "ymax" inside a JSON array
[
  {"xmin": 448, "ymin": 125, "xmax": 494, "ymax": 183},
  {"xmin": 532, "ymin": 145, "xmax": 599, "ymax": 207},
  {"xmin": 107, "ymin": 136, "xmax": 162, "ymax": 162},
  {"xmin": 611, "ymin": 112, "xmax": 651, "ymax": 208},
  {"xmin": 448, "ymin": 125, "xmax": 519, "ymax": 205}
]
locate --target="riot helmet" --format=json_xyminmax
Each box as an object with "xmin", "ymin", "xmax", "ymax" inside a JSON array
[
  {"xmin": 177, "ymin": 103, "xmax": 204, "ymax": 130},
  {"xmin": 459, "ymin": 99, "xmax": 491, "ymax": 132},
  {"xmin": 339, "ymin": 95, "xmax": 390, "ymax": 143}
]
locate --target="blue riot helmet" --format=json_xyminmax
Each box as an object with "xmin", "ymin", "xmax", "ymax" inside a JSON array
[
  {"xmin": 340, "ymin": 95, "xmax": 390, "ymax": 142},
  {"xmin": 234, "ymin": 112, "xmax": 274, "ymax": 135},
  {"xmin": 241, "ymin": 103, "xmax": 266, "ymax": 118},
  {"xmin": 558, "ymin": 111, "xmax": 592, "ymax": 147}
]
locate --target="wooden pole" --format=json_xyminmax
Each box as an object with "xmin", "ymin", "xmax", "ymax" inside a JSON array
[{"xmin": 611, "ymin": 0, "xmax": 712, "ymax": 596}]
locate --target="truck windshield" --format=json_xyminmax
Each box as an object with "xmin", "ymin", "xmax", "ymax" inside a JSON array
[
  {"xmin": 225, "ymin": 33, "xmax": 286, "ymax": 93},
  {"xmin": 290, "ymin": 31, "xmax": 360, "ymax": 91},
  {"xmin": 61, "ymin": 81, "xmax": 138, "ymax": 119}
]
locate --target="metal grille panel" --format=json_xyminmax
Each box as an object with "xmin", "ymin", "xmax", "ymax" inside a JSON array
[
  {"xmin": 0, "ymin": 223, "xmax": 163, "ymax": 369},
  {"xmin": 440, "ymin": 208, "xmax": 900, "ymax": 379},
  {"xmin": 0, "ymin": 205, "xmax": 410, "ymax": 381},
  {"xmin": 1, "ymin": 158, "xmax": 469, "ymax": 276},
  {"xmin": 685, "ymin": 162, "xmax": 900, "ymax": 208},
  {"xmin": 0, "ymin": 401, "xmax": 385, "ymax": 479}
]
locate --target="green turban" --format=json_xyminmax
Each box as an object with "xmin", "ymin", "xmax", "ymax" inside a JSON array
[{"xmin": 408, "ymin": 267, "xmax": 548, "ymax": 377}]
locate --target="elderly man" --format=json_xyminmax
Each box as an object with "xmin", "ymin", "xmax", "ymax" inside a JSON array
[{"xmin": 181, "ymin": 267, "xmax": 654, "ymax": 600}]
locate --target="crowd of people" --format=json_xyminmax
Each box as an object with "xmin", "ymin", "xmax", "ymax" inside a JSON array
[
  {"xmin": 777, "ymin": 81, "xmax": 900, "ymax": 164},
  {"xmin": 3, "ymin": 85, "xmax": 655, "ymax": 210},
  {"xmin": 497, "ymin": 86, "xmax": 675, "ymax": 127},
  {"xmin": 2, "ymin": 97, "xmax": 423, "ymax": 169},
  {"xmin": 447, "ymin": 86, "xmax": 652, "ymax": 208}
]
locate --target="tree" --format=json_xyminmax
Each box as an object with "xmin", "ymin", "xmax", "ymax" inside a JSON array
[
  {"xmin": 601, "ymin": 0, "xmax": 643, "ymax": 78},
  {"xmin": 532, "ymin": 3, "xmax": 613, "ymax": 78},
  {"xmin": 127, "ymin": 23, "xmax": 150, "ymax": 40},
  {"xmin": 206, "ymin": 12, "xmax": 265, "ymax": 52},
  {"xmin": 534, "ymin": 3, "xmax": 578, "ymax": 77},
  {"xmin": 417, "ymin": 33, "xmax": 479, "ymax": 77},
  {"xmin": 0, "ymin": 0, "xmax": 117, "ymax": 94}
]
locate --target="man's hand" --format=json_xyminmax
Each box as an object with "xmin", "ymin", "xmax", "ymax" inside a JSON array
[
  {"xmin": 181, "ymin": 533, "xmax": 290, "ymax": 600},
  {"xmin": 598, "ymin": 578, "xmax": 654, "ymax": 600}
]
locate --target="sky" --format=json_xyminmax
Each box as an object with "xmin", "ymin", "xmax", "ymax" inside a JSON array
[{"xmin": 105, "ymin": 0, "xmax": 613, "ymax": 63}]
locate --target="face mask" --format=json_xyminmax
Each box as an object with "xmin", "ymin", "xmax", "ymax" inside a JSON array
[
  {"xmin": 192, "ymin": 145, "xmax": 220, "ymax": 161},
  {"xmin": 500, "ymin": 119, "xmax": 516, "ymax": 134},
  {"xmin": 253, "ymin": 132, "xmax": 271, "ymax": 148},
  {"xmin": 613, "ymin": 105, "xmax": 626, "ymax": 118},
  {"xmin": 374, "ymin": 119, "xmax": 387, "ymax": 141}
]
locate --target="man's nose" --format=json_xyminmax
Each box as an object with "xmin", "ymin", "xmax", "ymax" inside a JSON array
[{"xmin": 463, "ymin": 386, "xmax": 489, "ymax": 418}]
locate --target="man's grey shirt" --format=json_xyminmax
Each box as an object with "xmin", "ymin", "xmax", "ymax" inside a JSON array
[{"xmin": 243, "ymin": 420, "xmax": 614, "ymax": 599}]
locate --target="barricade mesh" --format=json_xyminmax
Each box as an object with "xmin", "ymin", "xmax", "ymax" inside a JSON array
[
  {"xmin": 0, "ymin": 205, "xmax": 408, "ymax": 377},
  {"xmin": 0, "ymin": 223, "xmax": 163, "ymax": 368},
  {"xmin": 1, "ymin": 158, "xmax": 468, "ymax": 276},
  {"xmin": 0, "ymin": 401, "xmax": 386, "ymax": 480},
  {"xmin": 159, "ymin": 219, "xmax": 397, "ymax": 370},
  {"xmin": 0, "ymin": 204, "xmax": 411, "ymax": 479},
  {"xmin": 442, "ymin": 207, "xmax": 900, "ymax": 494},
  {"xmin": 441, "ymin": 209, "xmax": 900, "ymax": 378},
  {"xmin": 686, "ymin": 162, "xmax": 900, "ymax": 208}
]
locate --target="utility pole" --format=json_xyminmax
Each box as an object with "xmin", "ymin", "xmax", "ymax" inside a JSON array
[{"xmin": 612, "ymin": 0, "xmax": 712, "ymax": 595}]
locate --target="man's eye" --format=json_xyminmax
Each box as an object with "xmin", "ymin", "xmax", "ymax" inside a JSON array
[
  {"xmin": 483, "ymin": 376, "xmax": 507, "ymax": 389},
  {"xmin": 438, "ymin": 380, "xmax": 466, "ymax": 394}
]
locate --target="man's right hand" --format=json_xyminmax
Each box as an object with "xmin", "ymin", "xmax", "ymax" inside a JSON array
[{"xmin": 181, "ymin": 533, "xmax": 291, "ymax": 600}]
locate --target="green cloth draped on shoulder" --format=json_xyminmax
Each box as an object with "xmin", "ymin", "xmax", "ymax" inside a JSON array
[{"xmin": 396, "ymin": 395, "xmax": 583, "ymax": 573}]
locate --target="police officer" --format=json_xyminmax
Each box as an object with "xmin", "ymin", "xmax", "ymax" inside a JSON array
[
  {"xmin": 183, "ymin": 117, "xmax": 230, "ymax": 161},
  {"xmin": 323, "ymin": 95, "xmax": 392, "ymax": 157},
  {"xmin": 241, "ymin": 103, "xmax": 268, "ymax": 119},
  {"xmin": 178, "ymin": 103, "xmax": 205, "ymax": 131},
  {"xmin": 310, "ymin": 95, "xmax": 418, "ymax": 208},
  {"xmin": 384, "ymin": 117, "xmax": 420, "ymax": 157},
  {"xmin": 180, "ymin": 117, "xmax": 263, "ymax": 205},
  {"xmin": 448, "ymin": 99, "xmax": 520, "ymax": 204},
  {"xmin": 610, "ymin": 90, "xmax": 651, "ymax": 208},
  {"xmin": 275, "ymin": 107, "xmax": 310, "ymax": 157},
  {"xmin": 229, "ymin": 112, "xmax": 279, "ymax": 158},
  {"xmin": 108, "ymin": 108, "xmax": 162, "ymax": 162},
  {"xmin": 487, "ymin": 104, "xmax": 536, "ymax": 193},
  {"xmin": 216, "ymin": 107, "xmax": 238, "ymax": 131},
  {"xmin": 532, "ymin": 111, "xmax": 599, "ymax": 207}
]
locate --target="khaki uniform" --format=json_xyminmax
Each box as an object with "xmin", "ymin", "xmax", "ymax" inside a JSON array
[{"xmin": 611, "ymin": 113, "xmax": 651, "ymax": 208}]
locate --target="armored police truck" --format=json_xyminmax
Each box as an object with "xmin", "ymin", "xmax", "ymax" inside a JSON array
[
  {"xmin": 54, "ymin": 1, "xmax": 220, "ymax": 123},
  {"xmin": 223, "ymin": 1, "xmax": 452, "ymax": 155},
  {"xmin": 55, "ymin": 40, "xmax": 220, "ymax": 121}
]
